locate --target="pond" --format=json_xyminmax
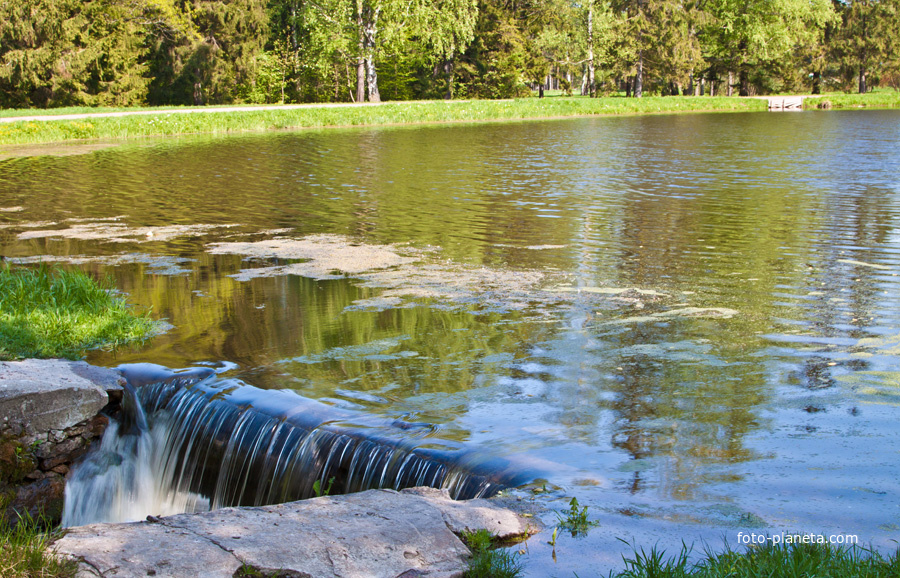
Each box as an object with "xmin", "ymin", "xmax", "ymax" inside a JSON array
[{"xmin": 2, "ymin": 110, "xmax": 899, "ymax": 575}]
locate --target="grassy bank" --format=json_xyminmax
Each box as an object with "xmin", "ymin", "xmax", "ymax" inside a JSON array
[
  {"xmin": 0, "ymin": 96, "xmax": 765, "ymax": 146},
  {"xmin": 0, "ymin": 515, "xmax": 76, "ymax": 578},
  {"xmin": 0, "ymin": 264, "xmax": 160, "ymax": 360},
  {"xmin": 805, "ymin": 91, "xmax": 900, "ymax": 109},
  {"xmin": 613, "ymin": 541, "xmax": 900, "ymax": 578}
]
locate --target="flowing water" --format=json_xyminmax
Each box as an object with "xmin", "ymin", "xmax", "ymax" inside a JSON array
[
  {"xmin": 2, "ymin": 110, "xmax": 900, "ymax": 575},
  {"xmin": 62, "ymin": 363, "xmax": 534, "ymax": 527}
]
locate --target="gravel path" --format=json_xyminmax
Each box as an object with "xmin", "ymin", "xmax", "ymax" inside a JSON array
[{"xmin": 0, "ymin": 101, "xmax": 387, "ymax": 123}]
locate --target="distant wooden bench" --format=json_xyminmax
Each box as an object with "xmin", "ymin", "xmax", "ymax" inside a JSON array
[{"xmin": 765, "ymin": 96, "xmax": 805, "ymax": 111}]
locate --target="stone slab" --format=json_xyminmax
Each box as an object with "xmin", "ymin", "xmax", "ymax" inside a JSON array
[
  {"xmin": 0, "ymin": 360, "xmax": 122, "ymax": 437},
  {"xmin": 57, "ymin": 521, "xmax": 242, "ymax": 578},
  {"xmin": 402, "ymin": 487, "xmax": 531, "ymax": 540},
  {"xmin": 53, "ymin": 487, "xmax": 535, "ymax": 578}
]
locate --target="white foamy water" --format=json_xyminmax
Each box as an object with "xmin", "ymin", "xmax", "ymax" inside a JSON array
[{"xmin": 62, "ymin": 407, "xmax": 208, "ymax": 527}]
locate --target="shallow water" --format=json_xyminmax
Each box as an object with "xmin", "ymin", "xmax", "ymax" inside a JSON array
[{"xmin": 2, "ymin": 110, "xmax": 900, "ymax": 575}]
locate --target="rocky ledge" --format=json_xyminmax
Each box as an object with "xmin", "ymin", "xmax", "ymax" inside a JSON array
[
  {"xmin": 54, "ymin": 486, "xmax": 535, "ymax": 578},
  {"xmin": 1, "ymin": 359, "xmax": 123, "ymax": 523}
]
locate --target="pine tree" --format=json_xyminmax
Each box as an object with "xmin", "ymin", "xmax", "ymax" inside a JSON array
[
  {"xmin": 0, "ymin": 0, "xmax": 150, "ymax": 107},
  {"xmin": 832, "ymin": 0, "xmax": 900, "ymax": 93},
  {"xmin": 146, "ymin": 0, "xmax": 268, "ymax": 105}
]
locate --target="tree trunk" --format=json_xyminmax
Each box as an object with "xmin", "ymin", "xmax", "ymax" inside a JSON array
[
  {"xmin": 362, "ymin": 6, "xmax": 381, "ymax": 103},
  {"xmin": 738, "ymin": 67, "xmax": 750, "ymax": 96},
  {"xmin": 289, "ymin": 3, "xmax": 299, "ymax": 52},
  {"xmin": 687, "ymin": 72, "xmax": 694, "ymax": 96},
  {"xmin": 727, "ymin": 71, "xmax": 734, "ymax": 97},
  {"xmin": 738, "ymin": 41, "xmax": 750, "ymax": 96},
  {"xmin": 625, "ymin": 77, "xmax": 632, "ymax": 98},
  {"xmin": 634, "ymin": 51, "xmax": 643, "ymax": 98},
  {"xmin": 356, "ymin": 58, "xmax": 365, "ymax": 102},
  {"xmin": 444, "ymin": 57, "xmax": 454, "ymax": 100},
  {"xmin": 858, "ymin": 67, "xmax": 867, "ymax": 94},
  {"xmin": 193, "ymin": 68, "xmax": 203, "ymax": 105},
  {"xmin": 587, "ymin": 1, "xmax": 595, "ymax": 97},
  {"xmin": 812, "ymin": 71, "xmax": 821, "ymax": 95},
  {"xmin": 355, "ymin": 0, "xmax": 365, "ymax": 103},
  {"xmin": 365, "ymin": 56, "xmax": 380, "ymax": 102}
]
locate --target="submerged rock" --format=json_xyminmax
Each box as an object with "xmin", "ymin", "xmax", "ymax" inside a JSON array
[{"xmin": 54, "ymin": 487, "xmax": 535, "ymax": 578}]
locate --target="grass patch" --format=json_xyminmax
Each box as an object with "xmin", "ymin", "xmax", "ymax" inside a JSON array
[
  {"xmin": 0, "ymin": 96, "xmax": 766, "ymax": 146},
  {"xmin": 612, "ymin": 541, "xmax": 900, "ymax": 577},
  {"xmin": 0, "ymin": 515, "xmax": 76, "ymax": 578},
  {"xmin": 0, "ymin": 264, "xmax": 160, "ymax": 360},
  {"xmin": 463, "ymin": 529, "xmax": 524, "ymax": 578},
  {"xmin": 806, "ymin": 92, "xmax": 900, "ymax": 109}
]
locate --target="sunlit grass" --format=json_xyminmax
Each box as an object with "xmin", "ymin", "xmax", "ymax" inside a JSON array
[
  {"xmin": 0, "ymin": 96, "xmax": 766, "ymax": 146},
  {"xmin": 611, "ymin": 541, "xmax": 900, "ymax": 577},
  {"xmin": 0, "ymin": 264, "xmax": 160, "ymax": 360},
  {"xmin": 0, "ymin": 515, "xmax": 76, "ymax": 578},
  {"xmin": 806, "ymin": 92, "xmax": 900, "ymax": 109}
]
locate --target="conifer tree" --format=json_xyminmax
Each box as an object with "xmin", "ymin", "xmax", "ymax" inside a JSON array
[
  {"xmin": 0, "ymin": 0, "xmax": 150, "ymax": 107},
  {"xmin": 833, "ymin": 0, "xmax": 900, "ymax": 93}
]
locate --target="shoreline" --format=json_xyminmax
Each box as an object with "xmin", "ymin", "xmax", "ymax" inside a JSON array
[
  {"xmin": 0, "ymin": 96, "xmax": 770, "ymax": 148},
  {"xmin": 0, "ymin": 93, "xmax": 897, "ymax": 149}
]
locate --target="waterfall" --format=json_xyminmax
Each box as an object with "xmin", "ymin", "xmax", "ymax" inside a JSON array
[
  {"xmin": 62, "ymin": 380, "xmax": 209, "ymax": 527},
  {"xmin": 63, "ymin": 364, "xmax": 534, "ymax": 527}
]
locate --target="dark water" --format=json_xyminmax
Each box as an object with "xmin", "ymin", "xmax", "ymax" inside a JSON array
[{"xmin": 2, "ymin": 110, "xmax": 900, "ymax": 575}]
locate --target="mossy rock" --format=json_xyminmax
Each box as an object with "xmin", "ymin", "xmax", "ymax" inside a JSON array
[
  {"xmin": 1, "ymin": 476, "xmax": 66, "ymax": 528},
  {"xmin": 0, "ymin": 437, "xmax": 37, "ymax": 484}
]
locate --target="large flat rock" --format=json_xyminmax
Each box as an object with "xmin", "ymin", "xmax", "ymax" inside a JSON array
[
  {"xmin": 54, "ymin": 487, "xmax": 534, "ymax": 578},
  {"xmin": 0, "ymin": 359, "xmax": 122, "ymax": 437}
]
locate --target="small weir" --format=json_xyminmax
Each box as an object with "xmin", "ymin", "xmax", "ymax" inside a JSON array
[{"xmin": 63, "ymin": 364, "xmax": 537, "ymax": 527}]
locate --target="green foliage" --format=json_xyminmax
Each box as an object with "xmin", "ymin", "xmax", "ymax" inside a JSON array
[
  {"xmin": 312, "ymin": 477, "xmax": 335, "ymax": 497},
  {"xmin": 0, "ymin": 0, "xmax": 151, "ymax": 108},
  {"xmin": 239, "ymin": 41, "xmax": 296, "ymax": 104},
  {"xmin": 0, "ymin": 0, "xmax": 893, "ymax": 105},
  {"xmin": 453, "ymin": 0, "xmax": 534, "ymax": 98},
  {"xmin": 556, "ymin": 497, "xmax": 599, "ymax": 536},
  {"xmin": 146, "ymin": 0, "xmax": 269, "ymax": 105},
  {"xmin": 613, "ymin": 541, "xmax": 900, "ymax": 578},
  {"xmin": 0, "ymin": 264, "xmax": 160, "ymax": 360},
  {"xmin": 462, "ymin": 529, "xmax": 524, "ymax": 578},
  {"xmin": 0, "ymin": 513, "xmax": 76, "ymax": 578},
  {"xmin": 232, "ymin": 563, "xmax": 294, "ymax": 577},
  {"xmin": 831, "ymin": 0, "xmax": 900, "ymax": 93}
]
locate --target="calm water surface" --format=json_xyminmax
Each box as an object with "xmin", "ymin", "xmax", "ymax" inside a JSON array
[{"xmin": 2, "ymin": 110, "xmax": 900, "ymax": 575}]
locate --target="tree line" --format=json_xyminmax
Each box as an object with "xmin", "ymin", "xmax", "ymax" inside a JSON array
[{"xmin": 0, "ymin": 0, "xmax": 898, "ymax": 108}]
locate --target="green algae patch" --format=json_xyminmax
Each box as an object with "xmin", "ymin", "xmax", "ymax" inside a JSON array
[{"xmin": 0, "ymin": 264, "xmax": 161, "ymax": 360}]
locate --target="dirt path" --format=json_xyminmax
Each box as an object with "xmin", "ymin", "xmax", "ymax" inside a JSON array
[{"xmin": 0, "ymin": 101, "xmax": 388, "ymax": 123}]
